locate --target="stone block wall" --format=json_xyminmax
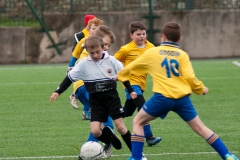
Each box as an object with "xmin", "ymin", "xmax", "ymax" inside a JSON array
[{"xmin": 1, "ymin": 10, "xmax": 240, "ymax": 64}]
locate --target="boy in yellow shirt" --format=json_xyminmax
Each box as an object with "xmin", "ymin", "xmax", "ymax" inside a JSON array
[
  {"xmin": 114, "ymin": 21, "xmax": 161, "ymax": 147},
  {"xmin": 117, "ymin": 21, "xmax": 239, "ymax": 160}
]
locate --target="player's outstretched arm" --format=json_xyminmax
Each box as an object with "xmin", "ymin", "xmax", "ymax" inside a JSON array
[
  {"xmin": 49, "ymin": 75, "xmax": 73, "ymax": 102},
  {"xmin": 50, "ymin": 92, "xmax": 59, "ymax": 102}
]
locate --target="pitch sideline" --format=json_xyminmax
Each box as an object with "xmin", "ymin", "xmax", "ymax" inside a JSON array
[{"xmin": 0, "ymin": 151, "xmax": 239, "ymax": 159}]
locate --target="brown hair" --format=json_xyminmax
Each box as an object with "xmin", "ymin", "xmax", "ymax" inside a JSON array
[
  {"xmin": 84, "ymin": 35, "xmax": 104, "ymax": 50},
  {"xmin": 94, "ymin": 25, "xmax": 115, "ymax": 44},
  {"xmin": 161, "ymin": 21, "xmax": 181, "ymax": 42},
  {"xmin": 129, "ymin": 21, "xmax": 147, "ymax": 34},
  {"xmin": 86, "ymin": 18, "xmax": 104, "ymax": 30}
]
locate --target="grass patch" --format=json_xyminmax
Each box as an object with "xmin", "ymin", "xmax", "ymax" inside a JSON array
[{"xmin": 0, "ymin": 59, "xmax": 239, "ymax": 160}]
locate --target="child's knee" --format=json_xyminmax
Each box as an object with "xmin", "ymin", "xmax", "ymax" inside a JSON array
[
  {"xmin": 115, "ymin": 124, "xmax": 127, "ymax": 135},
  {"xmin": 133, "ymin": 116, "xmax": 145, "ymax": 125},
  {"xmin": 91, "ymin": 128, "xmax": 101, "ymax": 137}
]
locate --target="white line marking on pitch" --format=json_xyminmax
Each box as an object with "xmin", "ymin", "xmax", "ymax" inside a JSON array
[
  {"xmin": 233, "ymin": 61, "xmax": 240, "ymax": 67},
  {"xmin": 0, "ymin": 66, "xmax": 66, "ymax": 70},
  {"xmin": 0, "ymin": 82, "xmax": 59, "ymax": 85},
  {"xmin": 0, "ymin": 151, "xmax": 238, "ymax": 159}
]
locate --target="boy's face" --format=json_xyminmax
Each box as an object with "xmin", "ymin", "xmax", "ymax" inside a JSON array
[
  {"xmin": 87, "ymin": 46, "xmax": 103, "ymax": 62},
  {"xmin": 89, "ymin": 24, "xmax": 99, "ymax": 36},
  {"xmin": 102, "ymin": 35, "xmax": 112, "ymax": 51},
  {"xmin": 130, "ymin": 29, "xmax": 146, "ymax": 46}
]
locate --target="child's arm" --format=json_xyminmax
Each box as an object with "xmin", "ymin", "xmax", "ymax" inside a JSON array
[
  {"xmin": 51, "ymin": 60, "xmax": 85, "ymax": 102},
  {"xmin": 114, "ymin": 46, "xmax": 127, "ymax": 63},
  {"xmin": 122, "ymin": 80, "xmax": 137, "ymax": 99},
  {"xmin": 50, "ymin": 75, "xmax": 73, "ymax": 102},
  {"xmin": 68, "ymin": 38, "xmax": 85, "ymax": 69}
]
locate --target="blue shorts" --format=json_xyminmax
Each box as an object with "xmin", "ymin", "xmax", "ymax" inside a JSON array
[
  {"xmin": 75, "ymin": 85, "xmax": 90, "ymax": 110},
  {"xmin": 125, "ymin": 85, "xmax": 143, "ymax": 99},
  {"xmin": 143, "ymin": 93, "xmax": 197, "ymax": 122}
]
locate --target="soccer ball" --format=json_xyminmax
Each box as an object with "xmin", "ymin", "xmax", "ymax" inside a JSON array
[{"xmin": 79, "ymin": 141, "xmax": 104, "ymax": 160}]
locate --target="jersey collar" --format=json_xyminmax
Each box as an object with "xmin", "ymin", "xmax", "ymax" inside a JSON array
[
  {"xmin": 161, "ymin": 42, "xmax": 179, "ymax": 48},
  {"xmin": 87, "ymin": 51, "xmax": 110, "ymax": 61}
]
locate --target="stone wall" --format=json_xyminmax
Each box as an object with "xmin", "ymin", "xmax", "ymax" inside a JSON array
[
  {"xmin": 0, "ymin": 27, "xmax": 43, "ymax": 64},
  {"xmin": 1, "ymin": 10, "xmax": 240, "ymax": 64}
]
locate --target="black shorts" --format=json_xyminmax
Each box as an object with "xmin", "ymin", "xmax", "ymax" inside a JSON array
[
  {"xmin": 124, "ymin": 94, "xmax": 145, "ymax": 117},
  {"xmin": 89, "ymin": 89, "xmax": 125, "ymax": 122}
]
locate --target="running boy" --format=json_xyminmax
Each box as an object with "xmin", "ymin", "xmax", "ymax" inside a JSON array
[
  {"xmin": 114, "ymin": 21, "xmax": 161, "ymax": 146},
  {"xmin": 74, "ymin": 25, "xmax": 116, "ymax": 151},
  {"xmin": 50, "ymin": 36, "xmax": 134, "ymax": 156},
  {"xmin": 69, "ymin": 17, "xmax": 104, "ymax": 110},
  {"xmin": 117, "ymin": 21, "xmax": 239, "ymax": 160}
]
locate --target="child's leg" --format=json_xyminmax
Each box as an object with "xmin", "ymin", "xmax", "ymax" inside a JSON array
[
  {"xmin": 75, "ymin": 86, "xmax": 91, "ymax": 120},
  {"xmin": 123, "ymin": 99, "xmax": 137, "ymax": 117},
  {"xmin": 87, "ymin": 131, "xmax": 98, "ymax": 142},
  {"xmin": 176, "ymin": 96, "xmax": 238, "ymax": 159},
  {"xmin": 133, "ymin": 94, "xmax": 162, "ymax": 146},
  {"xmin": 131, "ymin": 109, "xmax": 156, "ymax": 159},
  {"xmin": 187, "ymin": 116, "xmax": 237, "ymax": 159},
  {"xmin": 95, "ymin": 125, "xmax": 122, "ymax": 150},
  {"xmin": 103, "ymin": 116, "xmax": 114, "ymax": 130},
  {"xmin": 90, "ymin": 113, "xmax": 121, "ymax": 150},
  {"xmin": 113, "ymin": 117, "xmax": 132, "ymax": 152},
  {"xmin": 87, "ymin": 116, "xmax": 114, "ymax": 143}
]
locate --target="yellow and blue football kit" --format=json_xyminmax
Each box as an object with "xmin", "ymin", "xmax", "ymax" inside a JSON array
[
  {"xmin": 114, "ymin": 40, "xmax": 154, "ymax": 91},
  {"xmin": 69, "ymin": 38, "xmax": 86, "ymax": 67},
  {"xmin": 114, "ymin": 40, "xmax": 162, "ymax": 146},
  {"xmin": 118, "ymin": 41, "xmax": 237, "ymax": 160},
  {"xmin": 69, "ymin": 28, "xmax": 89, "ymax": 67},
  {"xmin": 118, "ymin": 41, "xmax": 205, "ymax": 98}
]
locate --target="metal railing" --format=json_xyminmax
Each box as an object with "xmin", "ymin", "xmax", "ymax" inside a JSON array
[{"xmin": 0, "ymin": 0, "xmax": 240, "ymax": 26}]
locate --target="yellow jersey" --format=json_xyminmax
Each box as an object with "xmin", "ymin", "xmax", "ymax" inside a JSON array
[
  {"xmin": 81, "ymin": 28, "xmax": 89, "ymax": 38},
  {"xmin": 72, "ymin": 38, "xmax": 86, "ymax": 59},
  {"xmin": 117, "ymin": 42, "xmax": 205, "ymax": 99},
  {"xmin": 114, "ymin": 40, "xmax": 154, "ymax": 91}
]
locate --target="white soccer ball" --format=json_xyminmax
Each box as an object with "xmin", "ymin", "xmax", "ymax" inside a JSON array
[{"xmin": 79, "ymin": 141, "xmax": 104, "ymax": 160}]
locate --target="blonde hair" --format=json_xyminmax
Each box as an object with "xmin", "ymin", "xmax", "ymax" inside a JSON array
[{"xmin": 86, "ymin": 18, "xmax": 104, "ymax": 30}]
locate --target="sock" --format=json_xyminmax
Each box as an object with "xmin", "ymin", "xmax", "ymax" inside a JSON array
[
  {"xmin": 95, "ymin": 128, "xmax": 111, "ymax": 144},
  {"xmin": 103, "ymin": 116, "xmax": 114, "ymax": 130},
  {"xmin": 121, "ymin": 130, "xmax": 132, "ymax": 152},
  {"xmin": 131, "ymin": 133, "xmax": 144, "ymax": 159},
  {"xmin": 83, "ymin": 105, "xmax": 90, "ymax": 111},
  {"xmin": 206, "ymin": 133, "xmax": 229, "ymax": 159},
  {"xmin": 143, "ymin": 123, "xmax": 153, "ymax": 139},
  {"xmin": 87, "ymin": 132, "xmax": 99, "ymax": 142}
]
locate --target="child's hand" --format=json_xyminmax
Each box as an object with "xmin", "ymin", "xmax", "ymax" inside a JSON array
[
  {"xmin": 50, "ymin": 92, "xmax": 59, "ymax": 102},
  {"xmin": 67, "ymin": 67, "xmax": 73, "ymax": 72},
  {"xmin": 113, "ymin": 76, "xmax": 118, "ymax": 81},
  {"xmin": 130, "ymin": 92, "xmax": 137, "ymax": 99},
  {"xmin": 203, "ymin": 87, "xmax": 208, "ymax": 95},
  {"xmin": 66, "ymin": 67, "xmax": 73, "ymax": 75}
]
